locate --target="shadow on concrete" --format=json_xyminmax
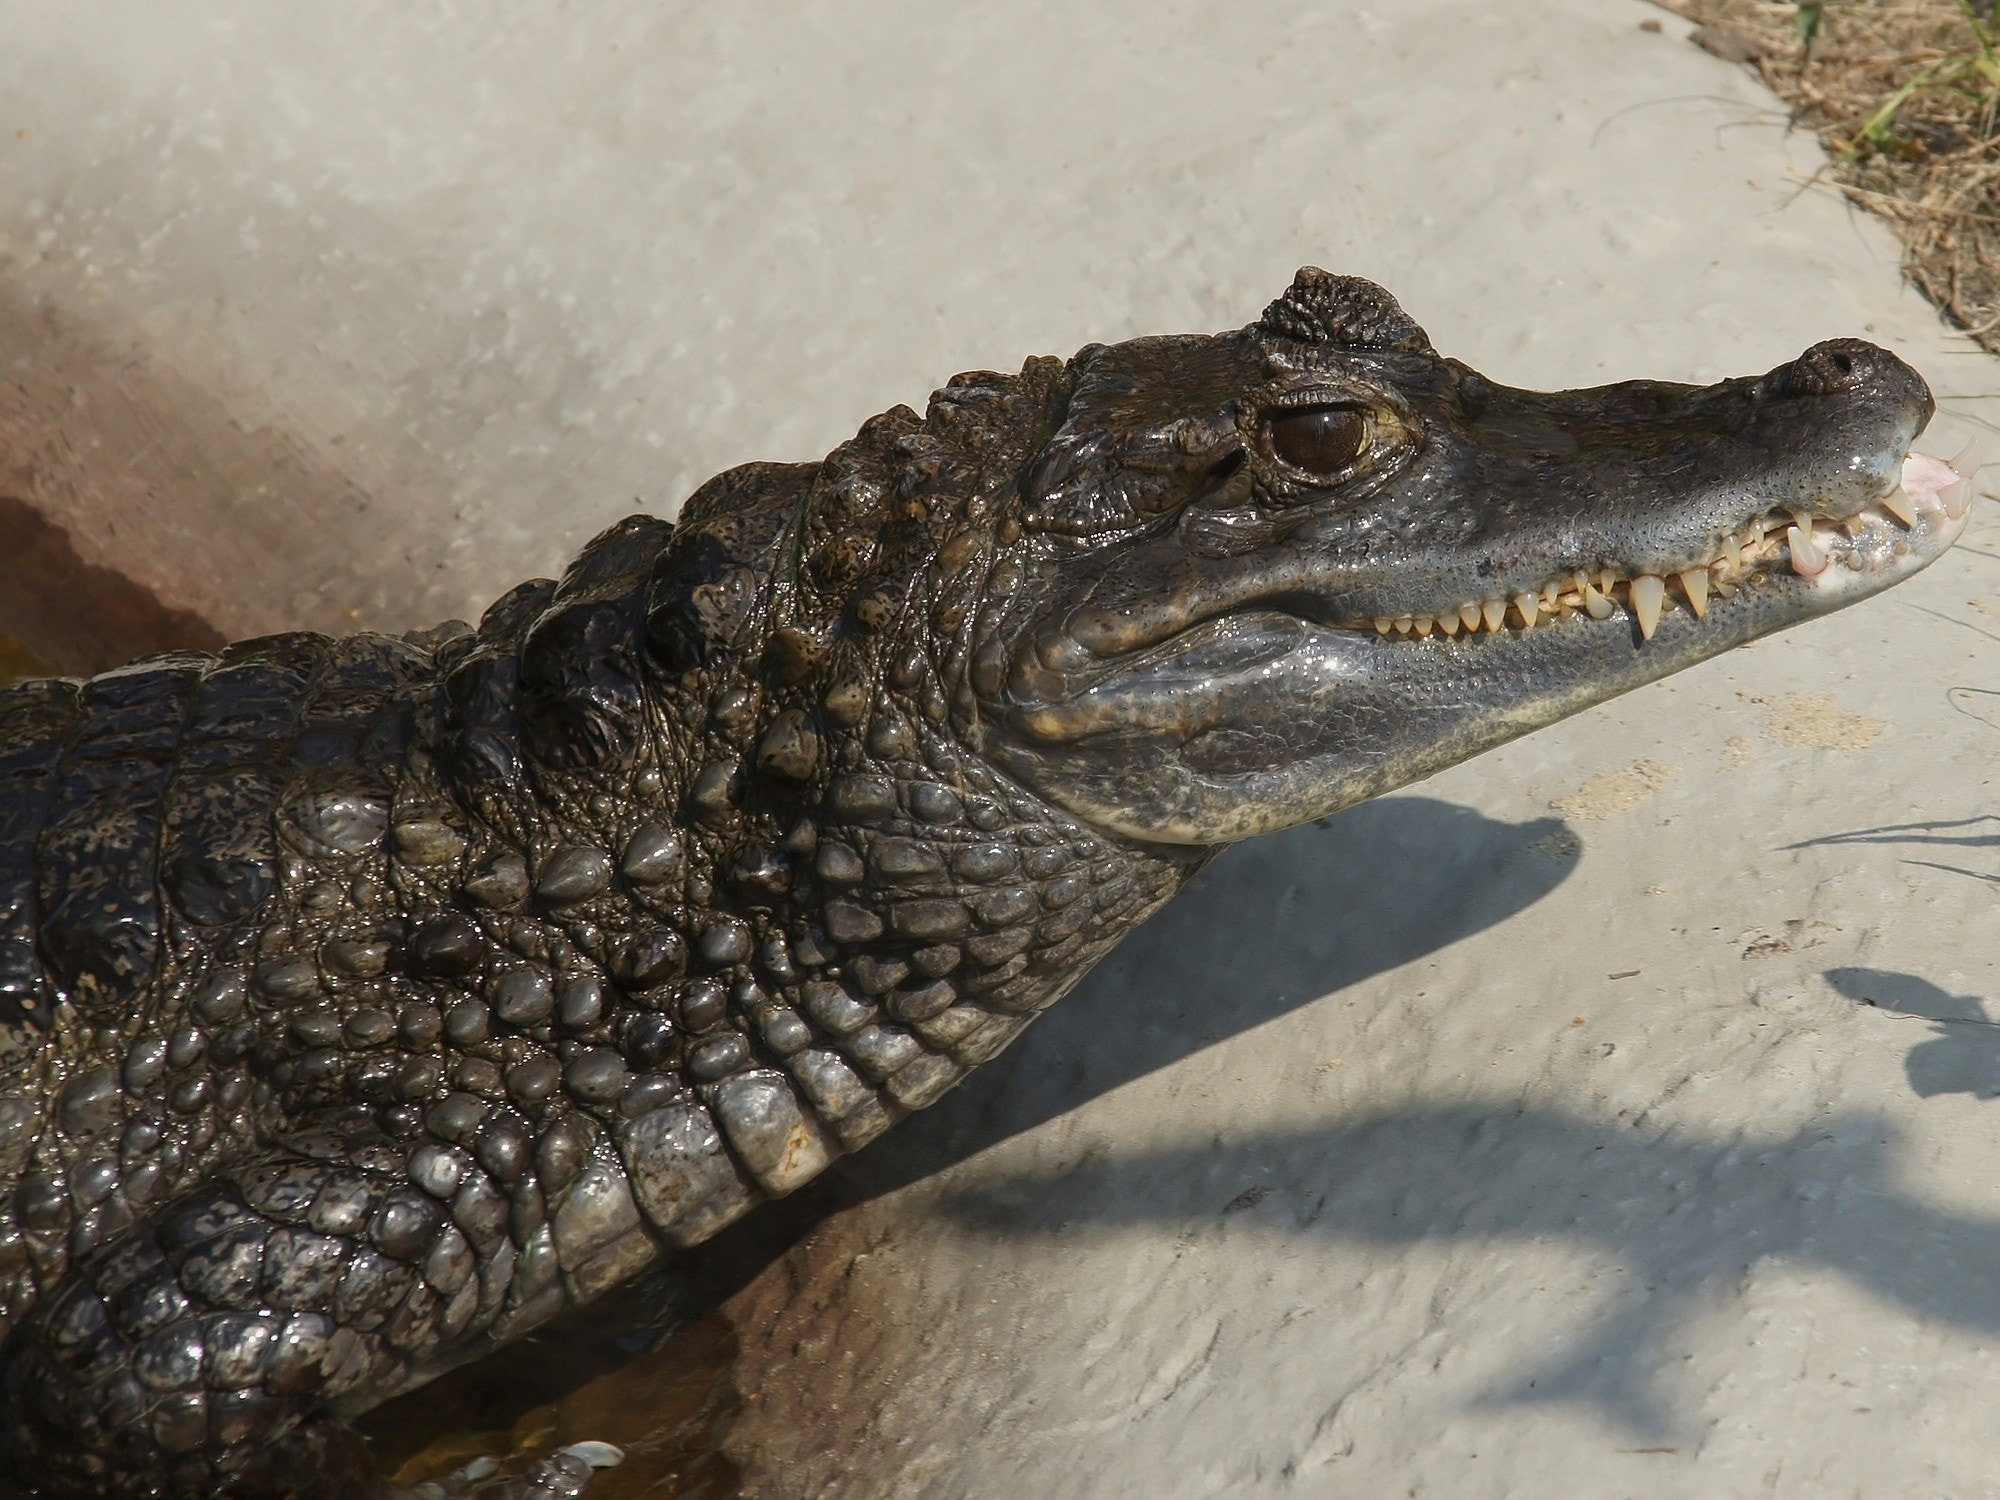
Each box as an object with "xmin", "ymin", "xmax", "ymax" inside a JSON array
[
  {"xmin": 934, "ymin": 1102, "xmax": 2000, "ymax": 1440},
  {"xmin": 1824, "ymin": 965, "xmax": 2000, "ymax": 1100},
  {"xmin": 743, "ymin": 794, "xmax": 1580, "ymax": 1234},
  {"xmin": 1788, "ymin": 814, "xmax": 2000, "ymax": 888}
]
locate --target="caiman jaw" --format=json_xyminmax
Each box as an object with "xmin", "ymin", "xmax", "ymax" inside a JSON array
[
  {"xmin": 1341, "ymin": 452, "xmax": 1975, "ymax": 644},
  {"xmin": 969, "ymin": 272, "xmax": 1967, "ymax": 848}
]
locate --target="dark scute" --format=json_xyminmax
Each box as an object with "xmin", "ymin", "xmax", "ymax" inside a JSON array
[
  {"xmin": 1266, "ymin": 405, "xmax": 1367, "ymax": 478},
  {"xmin": 165, "ymin": 849, "xmax": 275, "ymax": 928},
  {"xmin": 410, "ymin": 914, "xmax": 485, "ymax": 977},
  {"xmin": 442, "ymin": 653, "xmax": 523, "ymax": 787},
  {"xmin": 518, "ymin": 595, "xmax": 647, "ymax": 771},
  {"xmin": 554, "ymin": 514, "xmax": 677, "ymax": 603},
  {"xmin": 645, "ymin": 532, "xmax": 755, "ymax": 673},
  {"xmin": 1256, "ymin": 267, "xmax": 1433, "ymax": 352}
]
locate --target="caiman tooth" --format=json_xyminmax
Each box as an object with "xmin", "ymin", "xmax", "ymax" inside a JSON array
[
  {"xmin": 1412, "ymin": 615, "xmax": 1433, "ymax": 636},
  {"xmin": 1628, "ymin": 574, "xmax": 1665, "ymax": 640},
  {"xmin": 1721, "ymin": 534, "xmax": 1742, "ymax": 572},
  {"xmin": 1458, "ymin": 602, "xmax": 1482, "ymax": 632},
  {"xmin": 1787, "ymin": 524, "xmax": 1829, "ymax": 577},
  {"xmin": 1677, "ymin": 567, "xmax": 1708, "ymax": 619},
  {"xmin": 1437, "ymin": 610, "xmax": 1461, "ymax": 637},
  {"xmin": 1511, "ymin": 592, "xmax": 1538, "ymax": 628},
  {"xmin": 1480, "ymin": 598, "xmax": 1506, "ymax": 632},
  {"xmin": 1580, "ymin": 577, "xmax": 1616, "ymax": 620}
]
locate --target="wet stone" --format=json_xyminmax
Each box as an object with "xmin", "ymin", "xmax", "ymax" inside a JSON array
[
  {"xmin": 506, "ymin": 1057, "xmax": 562, "ymax": 1108},
  {"xmin": 564, "ymin": 1049, "xmax": 630, "ymax": 1104},
  {"xmin": 456, "ymin": 1057, "xmax": 504, "ymax": 1096},
  {"xmin": 755, "ymin": 708, "xmax": 821, "ymax": 781},
  {"xmin": 822, "ymin": 900, "xmax": 883, "ymax": 945},
  {"xmin": 165, "ymin": 1027, "xmax": 206, "ymax": 1071},
  {"xmin": 1022, "ymin": 846, "xmax": 1071, "ymax": 878},
  {"xmin": 886, "ymin": 1052, "xmax": 963, "ymax": 1111},
  {"xmin": 689, "ymin": 762, "xmax": 739, "ymax": 825},
  {"xmin": 868, "ymin": 718, "xmax": 915, "ymax": 760},
  {"xmin": 801, "ymin": 979, "xmax": 873, "ymax": 1035},
  {"xmin": 908, "ymin": 784, "xmax": 963, "ymax": 825},
  {"xmin": 759, "ymin": 1009, "xmax": 813, "ymax": 1057},
  {"xmin": 191, "ymin": 970, "xmax": 249, "ymax": 1025},
  {"xmin": 965, "ymin": 927, "xmax": 1034, "ymax": 966},
  {"xmin": 618, "ymin": 1074, "xmax": 681, "ymax": 1118},
  {"xmin": 399, "ymin": 1005, "xmax": 444, "ymax": 1049},
  {"xmin": 409, "ymin": 1143, "xmax": 467, "ymax": 1200},
  {"xmin": 971, "ymin": 887, "xmax": 1035, "ymax": 927},
  {"xmin": 394, "ymin": 1059, "xmax": 444, "ymax": 1102},
  {"xmin": 757, "ymin": 935, "xmax": 798, "ymax": 983},
  {"xmin": 890, "ymin": 980, "xmax": 957, "ymax": 1023},
  {"xmin": 124, "ymin": 1035, "xmax": 168, "ymax": 1091},
  {"xmin": 616, "ymin": 927, "xmax": 686, "ymax": 989},
  {"xmin": 726, "ymin": 845, "xmax": 792, "ymax": 901},
  {"xmin": 711, "ymin": 1071, "xmax": 831, "ymax": 1195},
  {"xmin": 870, "ymin": 838, "xmax": 943, "ymax": 879},
  {"xmin": 912, "ymin": 944, "xmax": 961, "ymax": 978},
  {"xmin": 393, "ymin": 818, "xmax": 465, "ymax": 867},
  {"xmin": 474, "ymin": 1121, "xmax": 530, "ymax": 1182},
  {"xmin": 444, "ymin": 1002, "xmax": 491, "ymax": 1048},
  {"xmin": 845, "ymin": 1025, "xmax": 922, "ymax": 1081},
  {"xmin": 678, "ymin": 979, "xmax": 729, "ymax": 1033},
  {"xmin": 830, "ymin": 774, "xmax": 897, "ymax": 823},
  {"xmin": 464, "ymin": 852, "xmax": 531, "ymax": 910},
  {"xmin": 1041, "ymin": 874, "xmax": 1086, "ymax": 909},
  {"xmin": 624, "ymin": 1013, "xmax": 677, "ymax": 1069},
  {"xmin": 490, "ymin": 968, "xmax": 555, "ymax": 1027},
  {"xmin": 411, "ymin": 915, "xmax": 485, "ymax": 977},
  {"xmin": 170, "ymin": 1076, "xmax": 213, "ymax": 1115},
  {"xmin": 536, "ymin": 845, "xmax": 613, "ymax": 905},
  {"xmin": 323, "ymin": 938, "xmax": 392, "ymax": 978},
  {"xmin": 286, "ymin": 791, "xmax": 389, "ymax": 858},
  {"xmin": 891, "ymin": 899, "xmax": 970, "ymax": 940},
  {"xmin": 697, "ymin": 918, "xmax": 752, "ymax": 967},
  {"xmin": 851, "ymin": 955, "xmax": 910, "ymax": 997},
  {"xmin": 557, "ymin": 975, "xmax": 607, "ymax": 1031},
  {"xmin": 951, "ymin": 843, "xmax": 1017, "ymax": 882},
  {"xmin": 688, "ymin": 1033, "xmax": 751, "ymax": 1082},
  {"xmin": 619, "ymin": 825, "xmax": 684, "ymax": 885},
  {"xmin": 257, "ymin": 958, "xmax": 320, "ymax": 1001},
  {"xmin": 815, "ymin": 842, "xmax": 865, "ymax": 886},
  {"xmin": 963, "ymin": 796, "xmax": 1006, "ymax": 831},
  {"xmin": 536, "ymin": 1117, "xmax": 591, "ymax": 1195}
]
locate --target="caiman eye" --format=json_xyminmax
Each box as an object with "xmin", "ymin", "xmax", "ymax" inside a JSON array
[{"xmin": 1265, "ymin": 404, "xmax": 1368, "ymax": 479}]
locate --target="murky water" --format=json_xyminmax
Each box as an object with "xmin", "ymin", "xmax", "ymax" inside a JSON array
[{"xmin": 363, "ymin": 1288, "xmax": 745, "ymax": 1498}]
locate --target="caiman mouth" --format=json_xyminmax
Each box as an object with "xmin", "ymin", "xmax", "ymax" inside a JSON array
[
  {"xmin": 1333, "ymin": 451, "xmax": 1975, "ymax": 643},
  {"xmin": 971, "ymin": 273, "xmax": 1967, "ymax": 846}
]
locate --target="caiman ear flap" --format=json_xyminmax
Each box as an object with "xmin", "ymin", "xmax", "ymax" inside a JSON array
[{"xmin": 1258, "ymin": 267, "xmax": 1433, "ymax": 354}]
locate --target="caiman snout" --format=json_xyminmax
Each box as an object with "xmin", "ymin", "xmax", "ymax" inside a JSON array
[{"xmin": 1786, "ymin": 337, "xmax": 1935, "ymax": 426}]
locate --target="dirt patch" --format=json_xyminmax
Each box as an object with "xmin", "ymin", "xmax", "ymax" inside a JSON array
[
  {"xmin": 1759, "ymin": 689, "xmax": 1887, "ymax": 749},
  {"xmin": 1660, "ymin": 0, "xmax": 2000, "ymax": 353},
  {"xmin": 1549, "ymin": 758, "xmax": 1677, "ymax": 819},
  {"xmin": 0, "ymin": 493, "xmax": 222, "ymax": 679}
]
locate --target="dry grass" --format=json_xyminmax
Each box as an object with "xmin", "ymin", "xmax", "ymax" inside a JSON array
[{"xmin": 1659, "ymin": 0, "xmax": 2000, "ymax": 348}]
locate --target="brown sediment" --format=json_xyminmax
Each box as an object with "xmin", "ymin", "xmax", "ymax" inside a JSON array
[
  {"xmin": 0, "ymin": 493, "xmax": 223, "ymax": 679},
  {"xmin": 361, "ymin": 1289, "xmax": 746, "ymax": 1498},
  {"xmin": 1658, "ymin": 0, "xmax": 2000, "ymax": 355}
]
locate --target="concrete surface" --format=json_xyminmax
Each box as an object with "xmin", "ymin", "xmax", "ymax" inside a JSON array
[{"xmin": 7, "ymin": 1, "xmax": 2000, "ymax": 1496}]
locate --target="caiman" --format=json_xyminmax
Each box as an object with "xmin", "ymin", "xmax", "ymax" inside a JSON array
[{"xmin": 0, "ymin": 270, "xmax": 1967, "ymax": 1497}]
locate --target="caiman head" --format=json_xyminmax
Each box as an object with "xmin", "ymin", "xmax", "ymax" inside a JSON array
[{"xmin": 935, "ymin": 268, "xmax": 1966, "ymax": 845}]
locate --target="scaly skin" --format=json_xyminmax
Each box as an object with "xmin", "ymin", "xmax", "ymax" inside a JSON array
[{"xmin": 0, "ymin": 272, "xmax": 1960, "ymax": 1496}]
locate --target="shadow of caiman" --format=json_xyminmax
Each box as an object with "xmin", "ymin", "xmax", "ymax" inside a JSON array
[{"xmin": 0, "ymin": 270, "xmax": 1968, "ymax": 1497}]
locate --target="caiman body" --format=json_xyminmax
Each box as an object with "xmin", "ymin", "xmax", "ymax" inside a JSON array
[{"xmin": 0, "ymin": 272, "xmax": 1964, "ymax": 1497}]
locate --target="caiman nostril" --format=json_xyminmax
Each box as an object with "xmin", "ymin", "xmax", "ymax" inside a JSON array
[{"xmin": 1789, "ymin": 337, "xmax": 1896, "ymax": 397}]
